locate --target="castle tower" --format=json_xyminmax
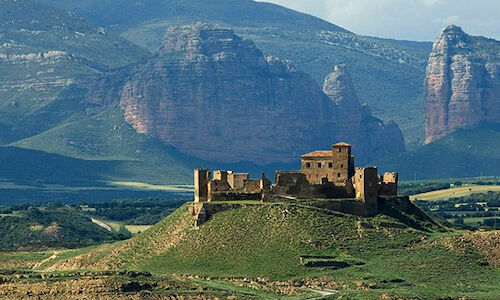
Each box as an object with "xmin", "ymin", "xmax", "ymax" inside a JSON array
[
  {"xmin": 194, "ymin": 169, "xmax": 211, "ymax": 202},
  {"xmin": 332, "ymin": 142, "xmax": 354, "ymax": 183},
  {"xmin": 353, "ymin": 167, "xmax": 379, "ymax": 210}
]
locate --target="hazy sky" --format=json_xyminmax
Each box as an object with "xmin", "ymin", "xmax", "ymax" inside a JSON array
[{"xmin": 261, "ymin": 0, "xmax": 500, "ymax": 41}]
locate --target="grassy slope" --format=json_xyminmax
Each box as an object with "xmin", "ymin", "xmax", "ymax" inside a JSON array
[
  {"xmin": 36, "ymin": 0, "xmax": 432, "ymax": 145},
  {"xmin": 10, "ymin": 106, "xmax": 196, "ymax": 184},
  {"xmin": 376, "ymin": 124, "xmax": 500, "ymax": 180},
  {"xmin": 41, "ymin": 202, "xmax": 500, "ymax": 299}
]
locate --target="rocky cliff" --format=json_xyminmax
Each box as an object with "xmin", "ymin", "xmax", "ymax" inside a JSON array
[
  {"xmin": 96, "ymin": 24, "xmax": 404, "ymax": 164},
  {"xmin": 425, "ymin": 25, "xmax": 500, "ymax": 143}
]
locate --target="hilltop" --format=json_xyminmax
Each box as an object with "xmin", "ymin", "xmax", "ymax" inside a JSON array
[{"xmin": 21, "ymin": 200, "xmax": 498, "ymax": 299}]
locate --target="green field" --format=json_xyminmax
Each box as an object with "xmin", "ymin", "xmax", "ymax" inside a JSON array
[{"xmin": 410, "ymin": 185, "xmax": 500, "ymax": 201}]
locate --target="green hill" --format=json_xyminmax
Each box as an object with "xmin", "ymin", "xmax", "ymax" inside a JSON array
[
  {"xmin": 0, "ymin": 205, "xmax": 127, "ymax": 251},
  {"xmin": 376, "ymin": 124, "xmax": 500, "ymax": 180},
  {"xmin": 11, "ymin": 106, "xmax": 196, "ymax": 184},
  {"xmin": 39, "ymin": 201, "xmax": 500, "ymax": 298},
  {"xmin": 36, "ymin": 0, "xmax": 432, "ymax": 145}
]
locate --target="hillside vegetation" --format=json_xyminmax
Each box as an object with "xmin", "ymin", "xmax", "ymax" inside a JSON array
[
  {"xmin": 33, "ymin": 202, "xmax": 500, "ymax": 299},
  {"xmin": 0, "ymin": 206, "xmax": 128, "ymax": 251}
]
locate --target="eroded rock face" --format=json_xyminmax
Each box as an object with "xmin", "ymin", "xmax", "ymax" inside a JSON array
[
  {"xmin": 425, "ymin": 25, "xmax": 500, "ymax": 143},
  {"xmin": 97, "ymin": 24, "xmax": 404, "ymax": 164}
]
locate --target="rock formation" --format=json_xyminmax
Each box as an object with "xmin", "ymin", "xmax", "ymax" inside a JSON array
[
  {"xmin": 425, "ymin": 25, "xmax": 500, "ymax": 143},
  {"xmin": 93, "ymin": 24, "xmax": 404, "ymax": 164},
  {"xmin": 322, "ymin": 64, "xmax": 405, "ymax": 161}
]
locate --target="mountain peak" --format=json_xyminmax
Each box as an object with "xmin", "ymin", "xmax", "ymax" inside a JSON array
[
  {"xmin": 159, "ymin": 23, "xmax": 261, "ymax": 60},
  {"xmin": 439, "ymin": 24, "xmax": 467, "ymax": 43},
  {"xmin": 442, "ymin": 24, "xmax": 464, "ymax": 34}
]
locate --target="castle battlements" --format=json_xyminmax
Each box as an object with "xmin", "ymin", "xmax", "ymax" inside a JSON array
[{"xmin": 193, "ymin": 142, "xmax": 398, "ymax": 214}]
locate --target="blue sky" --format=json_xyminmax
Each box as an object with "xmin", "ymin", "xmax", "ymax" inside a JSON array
[{"xmin": 261, "ymin": 0, "xmax": 500, "ymax": 41}]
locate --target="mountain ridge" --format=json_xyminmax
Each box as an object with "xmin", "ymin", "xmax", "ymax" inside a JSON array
[
  {"xmin": 35, "ymin": 0, "xmax": 432, "ymax": 145},
  {"xmin": 85, "ymin": 23, "xmax": 405, "ymax": 164}
]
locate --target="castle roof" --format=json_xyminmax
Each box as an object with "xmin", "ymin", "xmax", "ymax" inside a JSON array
[
  {"xmin": 301, "ymin": 150, "xmax": 332, "ymax": 158},
  {"xmin": 333, "ymin": 142, "xmax": 351, "ymax": 147}
]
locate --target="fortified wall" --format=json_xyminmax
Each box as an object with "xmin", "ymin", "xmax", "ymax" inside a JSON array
[{"xmin": 191, "ymin": 142, "xmax": 399, "ymax": 223}]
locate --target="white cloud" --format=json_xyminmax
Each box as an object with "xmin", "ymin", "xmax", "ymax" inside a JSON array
[
  {"xmin": 420, "ymin": 0, "xmax": 440, "ymax": 7},
  {"xmin": 433, "ymin": 15, "xmax": 460, "ymax": 26},
  {"xmin": 259, "ymin": 0, "xmax": 500, "ymax": 41}
]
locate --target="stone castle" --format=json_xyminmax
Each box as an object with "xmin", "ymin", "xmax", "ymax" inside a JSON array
[{"xmin": 193, "ymin": 142, "xmax": 398, "ymax": 216}]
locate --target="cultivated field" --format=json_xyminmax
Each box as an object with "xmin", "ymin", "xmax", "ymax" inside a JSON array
[{"xmin": 410, "ymin": 185, "xmax": 500, "ymax": 201}]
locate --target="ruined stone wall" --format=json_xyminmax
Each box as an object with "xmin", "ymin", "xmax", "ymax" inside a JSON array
[
  {"xmin": 227, "ymin": 172, "xmax": 249, "ymax": 190},
  {"xmin": 207, "ymin": 180, "xmax": 232, "ymax": 202},
  {"xmin": 273, "ymin": 171, "xmax": 354, "ymax": 199},
  {"xmin": 379, "ymin": 172, "xmax": 398, "ymax": 196},
  {"xmin": 243, "ymin": 179, "xmax": 261, "ymax": 193},
  {"xmin": 302, "ymin": 199, "xmax": 374, "ymax": 216},
  {"xmin": 209, "ymin": 192, "xmax": 262, "ymax": 202},
  {"xmin": 213, "ymin": 170, "xmax": 228, "ymax": 181}
]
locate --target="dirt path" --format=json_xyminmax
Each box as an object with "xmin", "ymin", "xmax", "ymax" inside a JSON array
[
  {"xmin": 32, "ymin": 251, "xmax": 61, "ymax": 269},
  {"xmin": 91, "ymin": 218, "xmax": 112, "ymax": 232},
  {"xmin": 308, "ymin": 288, "xmax": 338, "ymax": 299}
]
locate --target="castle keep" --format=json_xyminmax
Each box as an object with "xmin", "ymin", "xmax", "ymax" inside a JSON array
[{"xmin": 193, "ymin": 142, "xmax": 398, "ymax": 215}]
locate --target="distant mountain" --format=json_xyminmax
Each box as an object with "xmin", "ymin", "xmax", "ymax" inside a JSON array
[
  {"xmin": 36, "ymin": 0, "xmax": 432, "ymax": 146},
  {"xmin": 36, "ymin": 0, "xmax": 350, "ymax": 34},
  {"xmin": 425, "ymin": 25, "xmax": 500, "ymax": 143},
  {"xmin": 0, "ymin": 0, "xmax": 148, "ymax": 144},
  {"xmin": 0, "ymin": 0, "xmax": 199, "ymax": 189},
  {"xmin": 80, "ymin": 24, "xmax": 404, "ymax": 164},
  {"xmin": 376, "ymin": 124, "xmax": 500, "ymax": 180}
]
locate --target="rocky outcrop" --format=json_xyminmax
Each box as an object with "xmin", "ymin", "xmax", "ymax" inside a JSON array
[
  {"xmin": 425, "ymin": 25, "xmax": 500, "ymax": 143},
  {"xmin": 322, "ymin": 64, "xmax": 405, "ymax": 161},
  {"xmin": 96, "ymin": 24, "xmax": 404, "ymax": 164}
]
